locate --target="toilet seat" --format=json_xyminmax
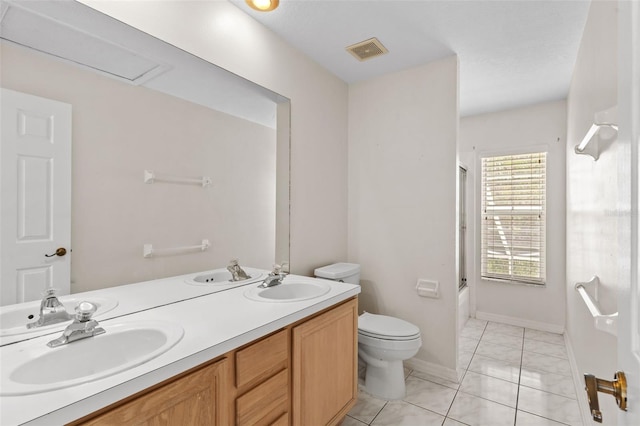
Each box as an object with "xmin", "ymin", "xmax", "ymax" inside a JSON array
[
  {"xmin": 358, "ymin": 329, "xmax": 421, "ymax": 341},
  {"xmin": 358, "ymin": 312, "xmax": 420, "ymax": 341},
  {"xmin": 358, "ymin": 331, "xmax": 422, "ymax": 352}
]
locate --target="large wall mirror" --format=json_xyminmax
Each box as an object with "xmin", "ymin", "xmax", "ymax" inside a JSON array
[{"xmin": 0, "ymin": 0, "xmax": 290, "ymax": 310}]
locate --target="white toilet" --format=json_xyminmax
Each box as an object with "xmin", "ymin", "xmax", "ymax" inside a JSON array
[{"xmin": 314, "ymin": 263, "xmax": 422, "ymax": 400}]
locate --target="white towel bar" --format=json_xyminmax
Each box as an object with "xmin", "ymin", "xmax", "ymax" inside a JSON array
[
  {"xmin": 144, "ymin": 170, "xmax": 212, "ymax": 187},
  {"xmin": 143, "ymin": 239, "xmax": 210, "ymax": 258},
  {"xmin": 575, "ymin": 276, "xmax": 618, "ymax": 336}
]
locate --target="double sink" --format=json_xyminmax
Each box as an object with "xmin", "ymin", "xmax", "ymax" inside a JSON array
[{"xmin": 0, "ymin": 268, "xmax": 331, "ymax": 397}]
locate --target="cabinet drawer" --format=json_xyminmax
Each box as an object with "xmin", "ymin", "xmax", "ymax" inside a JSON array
[
  {"xmin": 236, "ymin": 328, "xmax": 288, "ymax": 389},
  {"xmin": 236, "ymin": 369, "xmax": 288, "ymax": 426}
]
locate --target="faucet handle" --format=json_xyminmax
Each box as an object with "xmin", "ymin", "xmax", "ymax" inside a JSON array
[
  {"xmin": 272, "ymin": 262, "xmax": 289, "ymax": 275},
  {"xmin": 40, "ymin": 288, "xmax": 68, "ymax": 310},
  {"xmin": 75, "ymin": 301, "xmax": 97, "ymax": 322},
  {"xmin": 42, "ymin": 287, "xmax": 59, "ymax": 297}
]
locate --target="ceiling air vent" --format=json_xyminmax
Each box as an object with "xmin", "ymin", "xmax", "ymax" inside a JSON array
[{"xmin": 346, "ymin": 37, "xmax": 388, "ymax": 62}]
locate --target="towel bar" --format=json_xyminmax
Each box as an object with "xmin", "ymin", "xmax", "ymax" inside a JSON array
[
  {"xmin": 144, "ymin": 170, "xmax": 212, "ymax": 187},
  {"xmin": 575, "ymin": 276, "xmax": 618, "ymax": 336},
  {"xmin": 143, "ymin": 239, "xmax": 210, "ymax": 258}
]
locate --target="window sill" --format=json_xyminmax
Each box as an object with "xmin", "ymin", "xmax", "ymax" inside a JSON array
[{"xmin": 481, "ymin": 277, "xmax": 546, "ymax": 288}]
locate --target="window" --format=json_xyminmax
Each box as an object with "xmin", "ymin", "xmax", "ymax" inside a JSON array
[{"xmin": 481, "ymin": 152, "xmax": 546, "ymax": 285}]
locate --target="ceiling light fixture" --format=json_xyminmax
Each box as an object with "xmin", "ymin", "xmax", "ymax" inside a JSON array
[{"xmin": 246, "ymin": 0, "xmax": 279, "ymax": 12}]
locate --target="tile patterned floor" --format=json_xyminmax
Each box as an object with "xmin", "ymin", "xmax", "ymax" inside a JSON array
[{"xmin": 345, "ymin": 319, "xmax": 584, "ymax": 426}]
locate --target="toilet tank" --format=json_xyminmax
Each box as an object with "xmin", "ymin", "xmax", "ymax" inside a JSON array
[{"xmin": 314, "ymin": 263, "xmax": 361, "ymax": 284}]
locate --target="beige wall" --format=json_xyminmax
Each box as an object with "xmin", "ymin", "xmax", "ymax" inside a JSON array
[
  {"xmin": 566, "ymin": 0, "xmax": 619, "ymax": 423},
  {"xmin": 59, "ymin": 1, "xmax": 460, "ymax": 375},
  {"xmin": 348, "ymin": 57, "xmax": 459, "ymax": 373},
  {"xmin": 1, "ymin": 42, "xmax": 276, "ymax": 292},
  {"xmin": 459, "ymin": 100, "xmax": 567, "ymax": 331},
  {"xmin": 82, "ymin": 0, "xmax": 349, "ymax": 276}
]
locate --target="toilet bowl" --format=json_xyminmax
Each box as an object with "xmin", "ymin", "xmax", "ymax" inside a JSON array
[
  {"xmin": 314, "ymin": 263, "xmax": 422, "ymax": 400},
  {"xmin": 357, "ymin": 312, "xmax": 422, "ymax": 399}
]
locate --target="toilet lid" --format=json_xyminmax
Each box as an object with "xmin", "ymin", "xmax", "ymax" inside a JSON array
[{"xmin": 358, "ymin": 312, "xmax": 420, "ymax": 339}]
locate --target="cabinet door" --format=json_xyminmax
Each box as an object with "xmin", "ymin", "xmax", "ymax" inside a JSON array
[
  {"xmin": 292, "ymin": 298, "xmax": 358, "ymax": 425},
  {"xmin": 77, "ymin": 358, "xmax": 229, "ymax": 425}
]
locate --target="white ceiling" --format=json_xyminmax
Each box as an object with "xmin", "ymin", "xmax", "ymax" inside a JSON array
[{"xmin": 231, "ymin": 0, "xmax": 592, "ymax": 117}]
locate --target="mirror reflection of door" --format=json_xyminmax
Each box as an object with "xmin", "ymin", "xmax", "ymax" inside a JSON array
[{"xmin": 0, "ymin": 89, "xmax": 71, "ymax": 306}]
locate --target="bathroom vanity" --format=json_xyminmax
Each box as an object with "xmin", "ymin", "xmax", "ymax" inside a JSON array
[
  {"xmin": 72, "ymin": 299, "xmax": 358, "ymax": 425},
  {"xmin": 0, "ymin": 273, "xmax": 360, "ymax": 425}
]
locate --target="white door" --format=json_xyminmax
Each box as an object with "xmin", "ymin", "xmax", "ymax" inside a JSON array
[
  {"xmin": 0, "ymin": 89, "xmax": 72, "ymax": 306},
  {"xmin": 618, "ymin": 1, "xmax": 640, "ymax": 424}
]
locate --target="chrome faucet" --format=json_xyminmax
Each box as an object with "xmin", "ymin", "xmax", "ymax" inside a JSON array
[
  {"xmin": 47, "ymin": 301, "xmax": 105, "ymax": 348},
  {"xmin": 227, "ymin": 259, "xmax": 251, "ymax": 281},
  {"xmin": 27, "ymin": 288, "xmax": 72, "ymax": 329},
  {"xmin": 259, "ymin": 264, "xmax": 287, "ymax": 288}
]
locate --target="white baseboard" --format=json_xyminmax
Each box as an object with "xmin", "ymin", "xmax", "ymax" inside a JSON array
[
  {"xmin": 475, "ymin": 311, "xmax": 565, "ymax": 334},
  {"xmin": 404, "ymin": 357, "xmax": 460, "ymax": 383},
  {"xmin": 564, "ymin": 332, "xmax": 593, "ymax": 426}
]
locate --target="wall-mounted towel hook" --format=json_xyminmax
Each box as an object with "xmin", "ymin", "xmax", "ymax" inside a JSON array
[{"xmin": 574, "ymin": 106, "xmax": 618, "ymax": 161}]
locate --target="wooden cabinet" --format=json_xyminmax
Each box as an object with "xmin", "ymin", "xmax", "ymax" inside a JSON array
[
  {"xmin": 69, "ymin": 297, "xmax": 357, "ymax": 426},
  {"xmin": 292, "ymin": 298, "xmax": 358, "ymax": 425},
  {"xmin": 73, "ymin": 357, "xmax": 229, "ymax": 425}
]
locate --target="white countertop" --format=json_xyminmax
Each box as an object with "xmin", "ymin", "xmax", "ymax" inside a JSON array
[
  {"xmin": 0, "ymin": 272, "xmax": 360, "ymax": 425},
  {"xmin": 0, "ymin": 267, "xmax": 269, "ymax": 346}
]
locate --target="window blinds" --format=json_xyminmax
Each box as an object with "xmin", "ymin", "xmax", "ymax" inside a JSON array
[{"xmin": 481, "ymin": 152, "xmax": 546, "ymax": 285}]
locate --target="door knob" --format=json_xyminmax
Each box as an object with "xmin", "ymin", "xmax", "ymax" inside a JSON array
[
  {"xmin": 45, "ymin": 247, "xmax": 67, "ymax": 257},
  {"xmin": 584, "ymin": 371, "xmax": 627, "ymax": 423}
]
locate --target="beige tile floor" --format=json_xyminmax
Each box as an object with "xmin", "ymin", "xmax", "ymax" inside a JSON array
[{"xmin": 345, "ymin": 319, "xmax": 583, "ymax": 426}]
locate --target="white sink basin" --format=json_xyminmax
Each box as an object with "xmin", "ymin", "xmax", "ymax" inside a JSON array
[
  {"xmin": 184, "ymin": 267, "xmax": 266, "ymax": 286},
  {"xmin": 1, "ymin": 320, "xmax": 183, "ymax": 396},
  {"xmin": 244, "ymin": 280, "xmax": 331, "ymax": 302},
  {"xmin": 0, "ymin": 296, "xmax": 118, "ymax": 337}
]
